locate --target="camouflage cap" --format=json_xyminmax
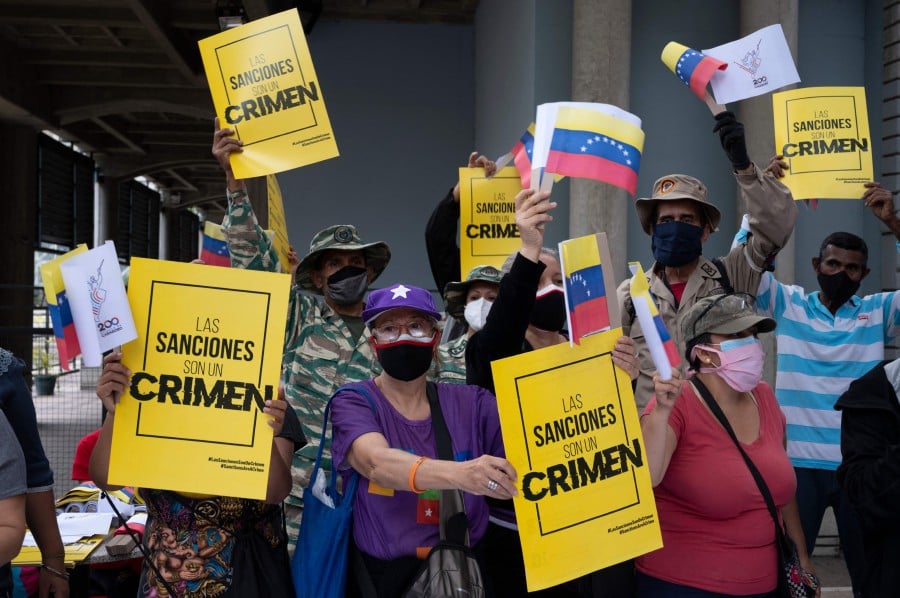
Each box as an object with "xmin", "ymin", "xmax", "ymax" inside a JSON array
[
  {"xmin": 635, "ymin": 174, "xmax": 722, "ymax": 235},
  {"xmin": 295, "ymin": 224, "xmax": 391, "ymax": 293},
  {"xmin": 442, "ymin": 265, "xmax": 504, "ymax": 320},
  {"xmin": 681, "ymin": 293, "xmax": 776, "ymax": 347}
]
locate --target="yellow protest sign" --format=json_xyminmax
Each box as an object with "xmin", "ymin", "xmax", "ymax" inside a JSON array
[
  {"xmin": 459, "ymin": 166, "xmax": 522, "ymax": 279},
  {"xmin": 491, "ymin": 330, "xmax": 661, "ymax": 591},
  {"xmin": 267, "ymin": 174, "xmax": 291, "ymax": 272},
  {"xmin": 199, "ymin": 9, "xmax": 339, "ymax": 178},
  {"xmin": 773, "ymin": 86, "xmax": 872, "ymax": 199},
  {"xmin": 108, "ymin": 258, "xmax": 290, "ymax": 500}
]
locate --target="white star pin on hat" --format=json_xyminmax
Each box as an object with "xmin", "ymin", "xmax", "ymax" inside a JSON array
[{"xmin": 391, "ymin": 284, "xmax": 411, "ymax": 299}]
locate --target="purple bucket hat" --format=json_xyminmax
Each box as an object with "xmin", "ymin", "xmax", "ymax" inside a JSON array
[{"xmin": 363, "ymin": 284, "xmax": 442, "ymax": 326}]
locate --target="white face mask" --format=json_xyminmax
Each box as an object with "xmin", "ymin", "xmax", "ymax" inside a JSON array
[{"xmin": 464, "ymin": 297, "xmax": 494, "ymax": 332}]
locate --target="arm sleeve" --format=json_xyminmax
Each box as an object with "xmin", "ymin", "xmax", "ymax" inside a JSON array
[
  {"xmin": 330, "ymin": 386, "xmax": 382, "ymax": 473},
  {"xmin": 723, "ymin": 166, "xmax": 798, "ymax": 294},
  {"xmin": 0, "ymin": 354, "xmax": 53, "ymax": 491},
  {"xmin": 0, "ymin": 413, "xmax": 26, "ymax": 501},
  {"xmin": 278, "ymin": 405, "xmax": 308, "ymax": 452},
  {"xmin": 221, "ymin": 189, "xmax": 282, "ymax": 273},
  {"xmin": 465, "ymin": 254, "xmax": 544, "ymax": 393},
  {"xmin": 425, "ymin": 188, "xmax": 461, "ymax": 293},
  {"xmin": 476, "ymin": 388, "xmax": 506, "ymax": 459}
]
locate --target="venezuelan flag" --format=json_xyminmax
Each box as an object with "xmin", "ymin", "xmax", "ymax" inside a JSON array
[
  {"xmin": 510, "ymin": 123, "xmax": 536, "ymax": 189},
  {"xmin": 201, "ymin": 221, "xmax": 231, "ymax": 267},
  {"xmin": 40, "ymin": 245, "xmax": 88, "ymax": 370},
  {"xmin": 560, "ymin": 234, "xmax": 610, "ymax": 344},
  {"xmin": 629, "ymin": 262, "xmax": 680, "ymax": 379},
  {"xmin": 661, "ymin": 42, "xmax": 727, "ymax": 100},
  {"xmin": 546, "ymin": 105, "xmax": 644, "ymax": 196}
]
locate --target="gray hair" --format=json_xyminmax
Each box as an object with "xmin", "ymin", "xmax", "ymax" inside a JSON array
[{"xmin": 501, "ymin": 247, "xmax": 559, "ymax": 273}]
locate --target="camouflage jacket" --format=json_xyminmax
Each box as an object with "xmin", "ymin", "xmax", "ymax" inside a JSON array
[
  {"xmin": 435, "ymin": 334, "xmax": 467, "ymax": 384},
  {"xmin": 617, "ymin": 165, "xmax": 797, "ymax": 410},
  {"xmin": 222, "ymin": 189, "xmax": 380, "ymax": 506}
]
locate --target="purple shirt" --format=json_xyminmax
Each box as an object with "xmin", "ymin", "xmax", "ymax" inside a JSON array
[{"xmin": 331, "ymin": 379, "xmax": 504, "ymax": 560}]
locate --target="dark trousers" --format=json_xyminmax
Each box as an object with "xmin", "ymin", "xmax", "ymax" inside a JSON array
[
  {"xmin": 635, "ymin": 571, "xmax": 775, "ymax": 597},
  {"xmin": 483, "ymin": 523, "xmax": 635, "ymax": 598}
]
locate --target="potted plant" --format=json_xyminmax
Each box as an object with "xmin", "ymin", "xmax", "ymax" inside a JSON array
[{"xmin": 33, "ymin": 339, "xmax": 58, "ymax": 396}]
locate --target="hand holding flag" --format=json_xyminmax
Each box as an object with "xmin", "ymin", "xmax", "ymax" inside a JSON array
[{"xmin": 629, "ymin": 262, "xmax": 680, "ymax": 380}]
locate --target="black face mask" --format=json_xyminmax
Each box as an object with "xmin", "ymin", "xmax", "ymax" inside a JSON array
[
  {"xmin": 817, "ymin": 271, "xmax": 860, "ymax": 308},
  {"xmin": 530, "ymin": 286, "xmax": 566, "ymax": 332},
  {"xmin": 651, "ymin": 221, "xmax": 704, "ymax": 267},
  {"xmin": 376, "ymin": 339, "xmax": 436, "ymax": 381},
  {"xmin": 325, "ymin": 266, "xmax": 368, "ymax": 305}
]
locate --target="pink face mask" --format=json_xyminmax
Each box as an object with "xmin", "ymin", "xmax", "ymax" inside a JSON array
[{"xmin": 693, "ymin": 337, "xmax": 764, "ymax": 392}]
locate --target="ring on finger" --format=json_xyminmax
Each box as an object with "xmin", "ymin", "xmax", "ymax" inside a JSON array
[{"xmin": 486, "ymin": 479, "xmax": 498, "ymax": 492}]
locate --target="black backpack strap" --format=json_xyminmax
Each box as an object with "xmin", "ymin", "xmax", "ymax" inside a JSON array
[
  {"xmin": 710, "ymin": 257, "xmax": 734, "ymax": 294},
  {"xmin": 425, "ymin": 382, "xmax": 470, "ymax": 547}
]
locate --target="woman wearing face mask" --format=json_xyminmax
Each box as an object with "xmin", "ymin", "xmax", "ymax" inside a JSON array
[
  {"xmin": 640, "ymin": 293, "xmax": 817, "ymax": 597},
  {"xmin": 465, "ymin": 188, "xmax": 641, "ymax": 597},
  {"xmin": 330, "ymin": 283, "xmax": 517, "ymax": 597},
  {"xmin": 436, "ymin": 265, "xmax": 503, "ymax": 384}
]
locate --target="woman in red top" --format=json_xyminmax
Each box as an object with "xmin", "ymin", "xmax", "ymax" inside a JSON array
[{"xmin": 640, "ymin": 293, "xmax": 817, "ymax": 597}]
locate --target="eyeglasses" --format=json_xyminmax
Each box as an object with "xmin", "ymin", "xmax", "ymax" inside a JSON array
[
  {"xmin": 371, "ymin": 319, "xmax": 436, "ymax": 343},
  {"xmin": 690, "ymin": 292, "xmax": 755, "ymax": 338}
]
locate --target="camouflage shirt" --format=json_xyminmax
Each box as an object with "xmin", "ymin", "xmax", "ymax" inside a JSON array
[
  {"xmin": 435, "ymin": 334, "xmax": 467, "ymax": 384},
  {"xmin": 222, "ymin": 189, "xmax": 381, "ymax": 508}
]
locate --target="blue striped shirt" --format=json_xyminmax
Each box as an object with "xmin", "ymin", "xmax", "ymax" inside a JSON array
[{"xmin": 756, "ymin": 272, "xmax": 900, "ymax": 470}]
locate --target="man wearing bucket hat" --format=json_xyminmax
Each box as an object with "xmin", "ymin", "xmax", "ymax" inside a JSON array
[
  {"xmin": 617, "ymin": 111, "xmax": 797, "ymax": 410},
  {"xmin": 212, "ymin": 119, "xmax": 390, "ymax": 545},
  {"xmin": 435, "ymin": 265, "xmax": 503, "ymax": 384}
]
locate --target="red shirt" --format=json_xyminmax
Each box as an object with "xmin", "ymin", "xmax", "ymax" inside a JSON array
[
  {"xmin": 71, "ymin": 429, "xmax": 101, "ymax": 482},
  {"xmin": 638, "ymin": 382, "xmax": 795, "ymax": 594}
]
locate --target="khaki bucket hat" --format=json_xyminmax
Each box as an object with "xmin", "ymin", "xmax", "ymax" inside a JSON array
[
  {"xmin": 442, "ymin": 265, "xmax": 504, "ymax": 320},
  {"xmin": 635, "ymin": 174, "xmax": 722, "ymax": 235},
  {"xmin": 681, "ymin": 293, "xmax": 776, "ymax": 348},
  {"xmin": 295, "ymin": 224, "xmax": 391, "ymax": 293}
]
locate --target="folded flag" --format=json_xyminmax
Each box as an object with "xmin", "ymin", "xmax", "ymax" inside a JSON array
[
  {"xmin": 201, "ymin": 221, "xmax": 231, "ymax": 267},
  {"xmin": 661, "ymin": 41, "xmax": 727, "ymax": 100},
  {"xmin": 559, "ymin": 233, "xmax": 617, "ymax": 344},
  {"xmin": 39, "ymin": 245, "xmax": 88, "ymax": 370},
  {"xmin": 545, "ymin": 104, "xmax": 644, "ymax": 195},
  {"xmin": 511, "ymin": 123, "xmax": 536, "ymax": 189},
  {"xmin": 629, "ymin": 262, "xmax": 680, "ymax": 380}
]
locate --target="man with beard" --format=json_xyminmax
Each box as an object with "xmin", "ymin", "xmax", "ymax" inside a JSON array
[
  {"xmin": 755, "ymin": 177, "xmax": 900, "ymax": 598},
  {"xmin": 212, "ymin": 118, "xmax": 390, "ymax": 547},
  {"xmin": 618, "ymin": 111, "xmax": 797, "ymax": 410}
]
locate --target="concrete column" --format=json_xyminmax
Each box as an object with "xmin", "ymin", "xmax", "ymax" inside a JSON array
[
  {"xmin": 738, "ymin": 0, "xmax": 799, "ymax": 285},
  {"xmin": 97, "ymin": 176, "xmax": 119, "ymax": 246},
  {"xmin": 570, "ymin": 0, "xmax": 632, "ymax": 279}
]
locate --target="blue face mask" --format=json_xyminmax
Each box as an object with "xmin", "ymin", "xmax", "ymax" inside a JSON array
[{"xmin": 651, "ymin": 221, "xmax": 704, "ymax": 267}]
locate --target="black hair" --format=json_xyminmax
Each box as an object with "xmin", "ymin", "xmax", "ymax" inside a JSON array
[
  {"xmin": 684, "ymin": 333, "xmax": 712, "ymax": 370},
  {"xmin": 818, "ymin": 232, "xmax": 868, "ymax": 265}
]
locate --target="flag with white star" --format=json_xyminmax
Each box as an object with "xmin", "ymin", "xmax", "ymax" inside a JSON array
[
  {"xmin": 559, "ymin": 233, "xmax": 619, "ymax": 344},
  {"xmin": 201, "ymin": 221, "xmax": 232, "ymax": 267},
  {"xmin": 545, "ymin": 104, "xmax": 644, "ymax": 196},
  {"xmin": 660, "ymin": 41, "xmax": 727, "ymax": 99}
]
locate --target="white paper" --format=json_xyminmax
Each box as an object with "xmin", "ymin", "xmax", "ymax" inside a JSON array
[
  {"xmin": 97, "ymin": 492, "xmax": 135, "ymax": 518},
  {"xmin": 59, "ymin": 241, "xmax": 136, "ymax": 366},
  {"xmin": 56, "ymin": 512, "xmax": 114, "ymax": 538},
  {"xmin": 703, "ymin": 24, "xmax": 800, "ymax": 105}
]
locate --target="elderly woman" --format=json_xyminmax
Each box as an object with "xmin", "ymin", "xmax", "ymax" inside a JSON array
[
  {"xmin": 436, "ymin": 265, "xmax": 503, "ymax": 384},
  {"xmin": 641, "ymin": 293, "xmax": 816, "ymax": 597},
  {"xmin": 331, "ymin": 283, "xmax": 516, "ymax": 597}
]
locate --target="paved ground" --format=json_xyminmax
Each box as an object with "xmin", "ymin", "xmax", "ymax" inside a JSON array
[{"xmin": 32, "ymin": 369, "xmax": 857, "ymax": 596}]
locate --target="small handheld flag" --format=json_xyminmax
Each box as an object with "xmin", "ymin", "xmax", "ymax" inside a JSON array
[
  {"xmin": 201, "ymin": 221, "xmax": 231, "ymax": 267},
  {"xmin": 629, "ymin": 262, "xmax": 680, "ymax": 380},
  {"xmin": 545, "ymin": 105, "xmax": 644, "ymax": 195},
  {"xmin": 661, "ymin": 42, "xmax": 727, "ymax": 100},
  {"xmin": 39, "ymin": 245, "xmax": 89, "ymax": 370},
  {"xmin": 559, "ymin": 233, "xmax": 619, "ymax": 344}
]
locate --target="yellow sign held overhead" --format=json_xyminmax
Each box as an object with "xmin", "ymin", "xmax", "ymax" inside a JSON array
[
  {"xmin": 459, "ymin": 166, "xmax": 523, "ymax": 279},
  {"xmin": 773, "ymin": 86, "xmax": 872, "ymax": 200},
  {"xmin": 108, "ymin": 258, "xmax": 290, "ymax": 500},
  {"xmin": 491, "ymin": 330, "xmax": 661, "ymax": 591},
  {"xmin": 199, "ymin": 9, "xmax": 339, "ymax": 178}
]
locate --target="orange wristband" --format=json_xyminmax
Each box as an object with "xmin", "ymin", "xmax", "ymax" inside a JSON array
[{"xmin": 408, "ymin": 456, "xmax": 429, "ymax": 494}]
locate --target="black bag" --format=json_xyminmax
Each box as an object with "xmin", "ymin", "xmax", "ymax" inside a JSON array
[
  {"xmin": 692, "ymin": 379, "xmax": 818, "ymax": 598},
  {"xmin": 401, "ymin": 383, "xmax": 485, "ymax": 598}
]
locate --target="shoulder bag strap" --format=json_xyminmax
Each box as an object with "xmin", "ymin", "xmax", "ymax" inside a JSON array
[
  {"xmin": 426, "ymin": 382, "xmax": 470, "ymax": 546},
  {"xmin": 690, "ymin": 378, "xmax": 783, "ymax": 532}
]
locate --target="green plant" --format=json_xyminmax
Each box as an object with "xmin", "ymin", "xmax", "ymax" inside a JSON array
[{"xmin": 32, "ymin": 338, "xmax": 57, "ymax": 376}]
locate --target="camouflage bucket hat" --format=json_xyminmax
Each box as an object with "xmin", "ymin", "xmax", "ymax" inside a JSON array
[
  {"xmin": 635, "ymin": 174, "xmax": 722, "ymax": 235},
  {"xmin": 442, "ymin": 265, "xmax": 503, "ymax": 320},
  {"xmin": 296, "ymin": 224, "xmax": 391, "ymax": 293}
]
